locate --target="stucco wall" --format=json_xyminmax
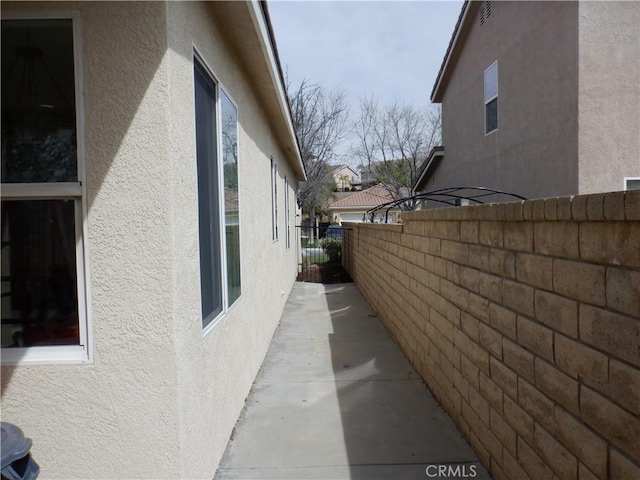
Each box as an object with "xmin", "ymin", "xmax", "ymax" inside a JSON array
[
  {"xmin": 344, "ymin": 191, "xmax": 640, "ymax": 480},
  {"xmin": 1, "ymin": 2, "xmax": 181, "ymax": 478},
  {"xmin": 1, "ymin": 2, "xmax": 300, "ymax": 479},
  {"xmin": 166, "ymin": 5, "xmax": 299, "ymax": 476},
  {"xmin": 436, "ymin": 1, "xmax": 580, "ymax": 199},
  {"xmin": 578, "ymin": 1, "xmax": 640, "ymax": 194}
]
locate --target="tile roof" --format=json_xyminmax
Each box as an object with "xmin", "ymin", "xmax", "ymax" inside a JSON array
[{"xmin": 329, "ymin": 184, "xmax": 395, "ymax": 208}]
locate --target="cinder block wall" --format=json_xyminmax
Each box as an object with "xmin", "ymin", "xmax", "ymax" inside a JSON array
[{"xmin": 343, "ymin": 191, "xmax": 639, "ymax": 480}]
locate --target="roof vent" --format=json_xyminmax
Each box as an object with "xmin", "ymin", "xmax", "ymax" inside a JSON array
[{"xmin": 480, "ymin": 1, "xmax": 492, "ymax": 26}]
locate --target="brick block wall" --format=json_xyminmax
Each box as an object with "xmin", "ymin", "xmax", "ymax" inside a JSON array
[{"xmin": 343, "ymin": 191, "xmax": 640, "ymax": 480}]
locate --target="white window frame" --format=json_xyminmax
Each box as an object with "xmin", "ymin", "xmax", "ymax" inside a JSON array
[
  {"xmin": 284, "ymin": 176, "xmax": 291, "ymax": 249},
  {"xmin": 220, "ymin": 86, "xmax": 242, "ymax": 311},
  {"xmin": 1, "ymin": 12, "xmax": 93, "ymax": 365},
  {"xmin": 193, "ymin": 48, "xmax": 242, "ymax": 337},
  {"xmin": 484, "ymin": 61, "xmax": 498, "ymax": 135},
  {"xmin": 271, "ymin": 158, "xmax": 279, "ymax": 242},
  {"xmin": 624, "ymin": 177, "xmax": 640, "ymax": 190}
]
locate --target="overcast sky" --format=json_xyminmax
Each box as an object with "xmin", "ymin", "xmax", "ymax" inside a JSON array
[{"xmin": 269, "ymin": 1, "xmax": 463, "ymax": 110}]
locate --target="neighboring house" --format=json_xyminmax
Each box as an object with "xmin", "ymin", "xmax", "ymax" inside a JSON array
[
  {"xmin": 360, "ymin": 159, "xmax": 421, "ymax": 192},
  {"xmin": 420, "ymin": 1, "xmax": 640, "ymax": 199},
  {"xmin": 331, "ymin": 164, "xmax": 361, "ymax": 191},
  {"xmin": 0, "ymin": 2, "xmax": 305, "ymax": 479},
  {"xmin": 328, "ymin": 184, "xmax": 402, "ymax": 224},
  {"xmin": 412, "ymin": 146, "xmax": 445, "ymax": 194}
]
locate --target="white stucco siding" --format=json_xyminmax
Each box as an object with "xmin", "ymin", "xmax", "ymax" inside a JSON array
[
  {"xmin": 165, "ymin": 3, "xmax": 299, "ymax": 478},
  {"xmin": 578, "ymin": 1, "xmax": 640, "ymax": 193},
  {"xmin": 1, "ymin": 1, "xmax": 181, "ymax": 478}
]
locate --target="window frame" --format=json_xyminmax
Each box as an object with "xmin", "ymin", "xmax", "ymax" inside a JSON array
[
  {"xmin": 220, "ymin": 87, "xmax": 242, "ymax": 310},
  {"xmin": 1, "ymin": 11, "xmax": 93, "ymax": 365},
  {"xmin": 624, "ymin": 177, "xmax": 640, "ymax": 190},
  {"xmin": 271, "ymin": 158, "xmax": 278, "ymax": 242},
  {"xmin": 192, "ymin": 48, "xmax": 242, "ymax": 336},
  {"xmin": 484, "ymin": 60, "xmax": 498, "ymax": 135},
  {"xmin": 284, "ymin": 175, "xmax": 290, "ymax": 249}
]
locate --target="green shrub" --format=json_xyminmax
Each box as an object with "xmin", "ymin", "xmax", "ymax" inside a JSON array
[{"xmin": 319, "ymin": 237, "xmax": 342, "ymax": 263}]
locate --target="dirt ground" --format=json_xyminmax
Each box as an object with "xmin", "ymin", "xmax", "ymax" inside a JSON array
[{"xmin": 296, "ymin": 262, "xmax": 352, "ymax": 284}]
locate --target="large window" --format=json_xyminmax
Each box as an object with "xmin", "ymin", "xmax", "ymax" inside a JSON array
[
  {"xmin": 194, "ymin": 57, "xmax": 241, "ymax": 330},
  {"xmin": 1, "ymin": 16, "xmax": 90, "ymax": 364},
  {"xmin": 221, "ymin": 90, "xmax": 241, "ymax": 306},
  {"xmin": 484, "ymin": 61, "xmax": 498, "ymax": 134}
]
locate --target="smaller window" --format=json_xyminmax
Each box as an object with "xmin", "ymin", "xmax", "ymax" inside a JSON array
[
  {"xmin": 624, "ymin": 177, "xmax": 640, "ymax": 190},
  {"xmin": 271, "ymin": 159, "xmax": 278, "ymax": 241},
  {"xmin": 484, "ymin": 61, "xmax": 498, "ymax": 135},
  {"xmin": 284, "ymin": 176, "xmax": 291, "ymax": 249}
]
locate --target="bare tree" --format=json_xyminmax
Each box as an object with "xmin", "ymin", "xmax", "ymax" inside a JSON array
[
  {"xmin": 352, "ymin": 97, "xmax": 441, "ymax": 209},
  {"xmin": 288, "ymin": 79, "xmax": 349, "ymax": 238}
]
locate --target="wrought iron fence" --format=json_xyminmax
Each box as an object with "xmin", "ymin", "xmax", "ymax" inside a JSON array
[{"xmin": 365, "ymin": 186, "xmax": 527, "ymax": 223}]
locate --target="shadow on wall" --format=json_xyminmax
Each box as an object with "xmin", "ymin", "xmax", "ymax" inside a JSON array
[
  {"xmin": 1, "ymin": 366, "xmax": 17, "ymax": 398},
  {"xmin": 323, "ymin": 284, "xmax": 489, "ymax": 480},
  {"xmin": 1, "ymin": 0, "xmax": 167, "ymax": 390}
]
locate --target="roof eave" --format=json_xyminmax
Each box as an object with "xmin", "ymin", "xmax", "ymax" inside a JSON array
[
  {"xmin": 251, "ymin": 1, "xmax": 307, "ymax": 181},
  {"xmin": 430, "ymin": 1, "xmax": 475, "ymax": 103},
  {"xmin": 412, "ymin": 148, "xmax": 445, "ymax": 193}
]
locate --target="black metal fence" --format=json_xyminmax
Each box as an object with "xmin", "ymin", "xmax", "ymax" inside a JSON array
[
  {"xmin": 296, "ymin": 225, "xmax": 351, "ymax": 284},
  {"xmin": 366, "ymin": 186, "xmax": 527, "ymax": 223}
]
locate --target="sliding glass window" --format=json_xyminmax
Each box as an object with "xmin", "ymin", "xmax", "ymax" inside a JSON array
[
  {"xmin": 194, "ymin": 57, "xmax": 241, "ymax": 330},
  {"xmin": 221, "ymin": 91, "xmax": 240, "ymax": 306}
]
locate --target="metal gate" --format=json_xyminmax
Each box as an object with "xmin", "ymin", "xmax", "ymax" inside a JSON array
[{"xmin": 296, "ymin": 224, "xmax": 351, "ymax": 284}]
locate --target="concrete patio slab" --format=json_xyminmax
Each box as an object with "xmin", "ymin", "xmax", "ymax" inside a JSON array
[{"xmin": 215, "ymin": 282, "xmax": 491, "ymax": 480}]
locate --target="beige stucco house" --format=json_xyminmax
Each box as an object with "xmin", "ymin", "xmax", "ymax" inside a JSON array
[
  {"xmin": 331, "ymin": 164, "xmax": 361, "ymax": 191},
  {"xmin": 0, "ymin": 1, "xmax": 305, "ymax": 478},
  {"xmin": 415, "ymin": 1, "xmax": 640, "ymax": 199}
]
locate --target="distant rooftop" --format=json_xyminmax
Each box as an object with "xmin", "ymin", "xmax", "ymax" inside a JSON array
[{"xmin": 329, "ymin": 184, "xmax": 395, "ymax": 209}]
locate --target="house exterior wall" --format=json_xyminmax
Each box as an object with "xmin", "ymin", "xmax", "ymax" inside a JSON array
[
  {"xmin": 1, "ymin": 2, "xmax": 300, "ymax": 479},
  {"xmin": 165, "ymin": 3, "xmax": 299, "ymax": 476},
  {"xmin": 577, "ymin": 1, "xmax": 640, "ymax": 194},
  {"xmin": 434, "ymin": 1, "xmax": 580, "ymax": 199},
  {"xmin": 333, "ymin": 165, "xmax": 360, "ymax": 191},
  {"xmin": 343, "ymin": 191, "xmax": 640, "ymax": 480}
]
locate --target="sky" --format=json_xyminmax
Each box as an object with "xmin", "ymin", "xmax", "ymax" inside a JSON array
[{"xmin": 269, "ymin": 0, "xmax": 464, "ymax": 111}]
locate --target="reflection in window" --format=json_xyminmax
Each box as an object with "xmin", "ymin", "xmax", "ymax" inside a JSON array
[
  {"xmin": 1, "ymin": 201, "xmax": 79, "ymax": 347},
  {"xmin": 1, "ymin": 19, "xmax": 77, "ymax": 183},
  {"xmin": 285, "ymin": 176, "xmax": 290, "ymax": 249},
  {"xmin": 1, "ymin": 18, "xmax": 86, "ymax": 358},
  {"xmin": 195, "ymin": 61, "xmax": 223, "ymax": 326},
  {"xmin": 271, "ymin": 159, "xmax": 278, "ymax": 241},
  {"xmin": 221, "ymin": 90, "xmax": 241, "ymax": 306},
  {"xmin": 484, "ymin": 61, "xmax": 498, "ymax": 134},
  {"xmin": 194, "ymin": 59, "xmax": 242, "ymax": 328}
]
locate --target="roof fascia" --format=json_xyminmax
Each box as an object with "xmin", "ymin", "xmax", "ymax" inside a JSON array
[
  {"xmin": 248, "ymin": 1, "xmax": 306, "ymax": 180},
  {"xmin": 430, "ymin": 1, "xmax": 475, "ymax": 103},
  {"xmin": 343, "ymin": 165, "xmax": 359, "ymax": 176},
  {"xmin": 412, "ymin": 149, "xmax": 445, "ymax": 192}
]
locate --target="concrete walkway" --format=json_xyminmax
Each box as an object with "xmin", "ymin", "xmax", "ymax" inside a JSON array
[{"xmin": 215, "ymin": 282, "xmax": 491, "ymax": 480}]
